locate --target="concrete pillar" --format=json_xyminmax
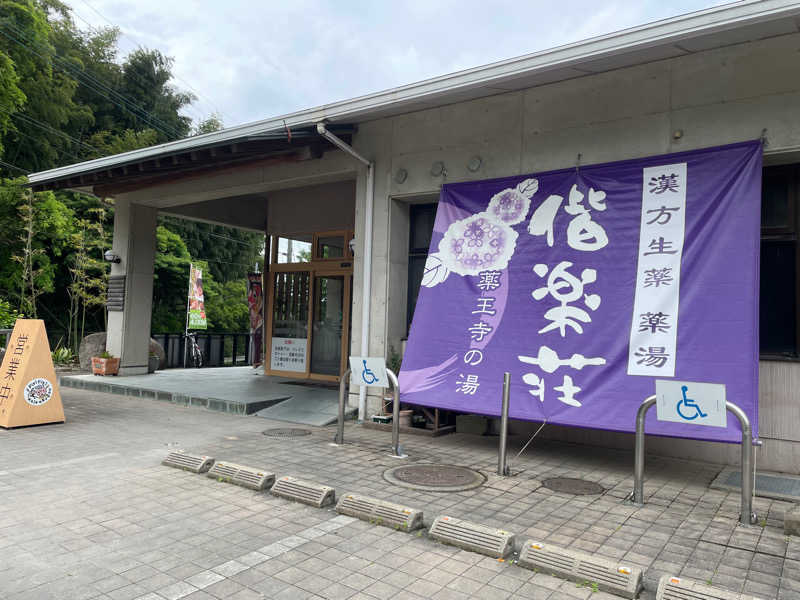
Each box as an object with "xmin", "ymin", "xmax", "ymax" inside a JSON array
[{"xmin": 106, "ymin": 199, "xmax": 158, "ymax": 375}]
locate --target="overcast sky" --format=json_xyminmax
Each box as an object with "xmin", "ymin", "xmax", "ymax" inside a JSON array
[{"xmin": 67, "ymin": 0, "xmax": 728, "ymax": 129}]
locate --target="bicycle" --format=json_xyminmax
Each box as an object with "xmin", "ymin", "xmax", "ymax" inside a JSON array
[
  {"xmin": 676, "ymin": 385, "xmax": 707, "ymax": 420},
  {"xmin": 185, "ymin": 332, "xmax": 204, "ymax": 368}
]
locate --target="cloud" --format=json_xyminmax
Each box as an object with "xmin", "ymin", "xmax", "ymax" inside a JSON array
[{"xmin": 69, "ymin": 0, "xmax": 725, "ymax": 128}]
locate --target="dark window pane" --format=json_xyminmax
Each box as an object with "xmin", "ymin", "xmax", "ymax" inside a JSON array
[
  {"xmin": 272, "ymin": 271, "xmax": 310, "ymax": 339},
  {"xmin": 407, "ymin": 255, "xmax": 427, "ymax": 329},
  {"xmin": 410, "ymin": 204, "xmax": 437, "ymax": 252},
  {"xmin": 760, "ymin": 240, "xmax": 796, "ymax": 355},
  {"xmin": 318, "ymin": 235, "xmax": 344, "ymax": 259},
  {"xmin": 761, "ymin": 172, "xmax": 791, "ymax": 230},
  {"xmin": 407, "ymin": 203, "xmax": 438, "ymax": 332}
]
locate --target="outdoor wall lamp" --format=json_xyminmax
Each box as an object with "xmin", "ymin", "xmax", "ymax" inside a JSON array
[{"xmin": 103, "ymin": 250, "xmax": 121, "ymax": 263}]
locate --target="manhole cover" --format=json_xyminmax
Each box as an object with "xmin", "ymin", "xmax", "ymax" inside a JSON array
[
  {"xmin": 384, "ymin": 464, "xmax": 485, "ymax": 492},
  {"xmin": 262, "ymin": 428, "xmax": 311, "ymax": 438},
  {"xmin": 542, "ymin": 477, "xmax": 604, "ymax": 495}
]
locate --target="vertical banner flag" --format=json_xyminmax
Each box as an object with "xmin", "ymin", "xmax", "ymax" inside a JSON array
[
  {"xmin": 400, "ymin": 141, "xmax": 762, "ymax": 443},
  {"xmin": 247, "ymin": 272, "xmax": 264, "ymax": 367},
  {"xmin": 188, "ymin": 264, "xmax": 207, "ymax": 329}
]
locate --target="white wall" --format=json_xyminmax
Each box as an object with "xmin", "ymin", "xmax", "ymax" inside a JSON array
[{"xmin": 347, "ymin": 33, "xmax": 800, "ymax": 471}]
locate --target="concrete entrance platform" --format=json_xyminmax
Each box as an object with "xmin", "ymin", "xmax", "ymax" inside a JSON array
[{"xmin": 60, "ymin": 367, "xmax": 354, "ymax": 426}]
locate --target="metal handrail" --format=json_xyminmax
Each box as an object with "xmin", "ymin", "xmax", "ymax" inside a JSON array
[
  {"xmin": 631, "ymin": 395, "xmax": 757, "ymax": 526},
  {"xmin": 335, "ymin": 366, "xmax": 405, "ymax": 458},
  {"xmin": 336, "ymin": 368, "xmax": 350, "ymax": 444},
  {"xmin": 386, "ymin": 369, "xmax": 404, "ymax": 458}
]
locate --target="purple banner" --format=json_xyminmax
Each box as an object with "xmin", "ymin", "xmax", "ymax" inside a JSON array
[{"xmin": 400, "ymin": 141, "xmax": 762, "ymax": 443}]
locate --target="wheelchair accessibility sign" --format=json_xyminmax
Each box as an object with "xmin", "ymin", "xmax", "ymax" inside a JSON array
[
  {"xmin": 349, "ymin": 356, "xmax": 388, "ymax": 388},
  {"xmin": 655, "ymin": 380, "xmax": 727, "ymax": 428}
]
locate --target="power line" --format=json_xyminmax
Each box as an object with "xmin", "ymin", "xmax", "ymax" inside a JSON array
[
  {"xmin": 155, "ymin": 252, "xmax": 261, "ymax": 269},
  {"xmin": 0, "ymin": 159, "xmax": 30, "ymax": 174},
  {"xmin": 0, "ymin": 22, "xmax": 185, "ymax": 140},
  {"xmin": 192, "ymin": 230, "xmax": 262, "ymax": 247},
  {"xmin": 0, "ymin": 107, "xmax": 101, "ymax": 155},
  {"xmin": 73, "ymin": 0, "xmax": 235, "ymax": 125},
  {"xmin": 10, "ymin": 126, "xmax": 87, "ymax": 164},
  {"xmin": 65, "ymin": 7, "xmax": 208, "ymax": 124}
]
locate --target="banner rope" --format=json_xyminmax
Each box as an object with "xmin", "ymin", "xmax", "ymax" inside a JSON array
[{"xmin": 509, "ymin": 418, "xmax": 547, "ymax": 471}]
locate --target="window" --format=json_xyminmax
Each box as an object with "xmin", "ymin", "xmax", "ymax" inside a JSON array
[
  {"xmin": 275, "ymin": 235, "xmax": 312, "ymax": 263},
  {"xmin": 761, "ymin": 165, "xmax": 799, "ymax": 357},
  {"xmin": 407, "ymin": 203, "xmax": 437, "ymax": 331}
]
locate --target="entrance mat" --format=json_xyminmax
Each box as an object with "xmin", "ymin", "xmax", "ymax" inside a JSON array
[{"xmin": 711, "ymin": 467, "xmax": 800, "ymax": 502}]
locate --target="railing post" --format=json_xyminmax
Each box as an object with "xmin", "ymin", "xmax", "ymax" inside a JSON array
[
  {"xmin": 232, "ymin": 334, "xmax": 238, "ymax": 366},
  {"xmin": 386, "ymin": 369, "xmax": 407, "ymax": 458},
  {"xmin": 632, "ymin": 396, "xmax": 757, "ymax": 525},
  {"xmin": 335, "ymin": 369, "xmax": 351, "ymax": 444},
  {"xmin": 726, "ymin": 401, "xmax": 757, "ymax": 526},
  {"xmin": 632, "ymin": 395, "xmax": 657, "ymax": 505},
  {"xmin": 498, "ymin": 372, "xmax": 511, "ymax": 476}
]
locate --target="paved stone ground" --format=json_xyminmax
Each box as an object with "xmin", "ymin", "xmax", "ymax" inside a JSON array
[
  {"xmin": 0, "ymin": 388, "xmax": 797, "ymax": 600},
  {"xmin": 61, "ymin": 368, "xmax": 349, "ymax": 425}
]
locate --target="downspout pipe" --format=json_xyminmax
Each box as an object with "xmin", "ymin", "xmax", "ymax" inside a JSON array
[{"xmin": 316, "ymin": 122, "xmax": 374, "ymax": 422}]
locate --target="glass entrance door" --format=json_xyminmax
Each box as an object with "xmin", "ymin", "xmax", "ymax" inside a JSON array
[
  {"xmin": 310, "ymin": 275, "xmax": 345, "ymax": 376},
  {"xmin": 266, "ymin": 231, "xmax": 353, "ymax": 381}
]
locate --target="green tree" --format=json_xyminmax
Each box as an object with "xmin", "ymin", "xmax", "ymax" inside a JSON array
[
  {"xmin": 160, "ymin": 216, "xmax": 264, "ymax": 284},
  {"xmin": 66, "ymin": 203, "xmax": 109, "ymax": 351},
  {"xmin": 151, "ymin": 225, "xmax": 191, "ymax": 333},
  {"xmin": 118, "ymin": 48, "xmax": 194, "ymax": 142},
  {"xmin": 0, "ymin": 0, "xmax": 90, "ymax": 172},
  {"xmin": 0, "ymin": 179, "xmax": 73, "ymax": 318},
  {"xmin": 193, "ymin": 113, "xmax": 223, "ymax": 136},
  {"xmin": 0, "ymin": 51, "xmax": 25, "ymax": 158},
  {"xmin": 205, "ymin": 279, "xmax": 249, "ymax": 332}
]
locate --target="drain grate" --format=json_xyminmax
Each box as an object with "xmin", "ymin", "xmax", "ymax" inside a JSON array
[
  {"xmin": 263, "ymin": 428, "xmax": 311, "ymax": 438},
  {"xmin": 542, "ymin": 477, "xmax": 604, "ymax": 495},
  {"xmin": 384, "ymin": 464, "xmax": 485, "ymax": 492},
  {"xmin": 711, "ymin": 467, "xmax": 800, "ymax": 502}
]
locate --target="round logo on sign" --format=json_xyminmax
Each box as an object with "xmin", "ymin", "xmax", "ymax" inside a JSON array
[{"xmin": 24, "ymin": 378, "xmax": 53, "ymax": 406}]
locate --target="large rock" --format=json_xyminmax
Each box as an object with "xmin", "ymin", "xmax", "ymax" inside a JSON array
[
  {"xmin": 78, "ymin": 332, "xmax": 166, "ymax": 370},
  {"xmin": 79, "ymin": 332, "xmax": 107, "ymax": 369},
  {"xmin": 787, "ymin": 504, "xmax": 800, "ymax": 537},
  {"xmin": 150, "ymin": 338, "xmax": 166, "ymax": 369}
]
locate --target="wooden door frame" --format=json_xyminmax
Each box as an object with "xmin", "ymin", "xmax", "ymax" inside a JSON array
[{"xmin": 265, "ymin": 234, "xmax": 353, "ymax": 382}]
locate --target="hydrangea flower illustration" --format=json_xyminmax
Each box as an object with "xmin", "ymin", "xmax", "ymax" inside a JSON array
[
  {"xmin": 438, "ymin": 213, "xmax": 518, "ymax": 275},
  {"xmin": 487, "ymin": 178, "xmax": 539, "ymax": 225}
]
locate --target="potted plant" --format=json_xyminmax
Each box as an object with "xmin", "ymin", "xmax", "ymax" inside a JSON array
[
  {"xmin": 91, "ymin": 351, "xmax": 120, "ymax": 376},
  {"xmin": 147, "ymin": 352, "xmax": 160, "ymax": 373}
]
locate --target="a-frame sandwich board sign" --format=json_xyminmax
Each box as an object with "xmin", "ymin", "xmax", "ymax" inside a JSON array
[{"xmin": 0, "ymin": 319, "xmax": 65, "ymax": 428}]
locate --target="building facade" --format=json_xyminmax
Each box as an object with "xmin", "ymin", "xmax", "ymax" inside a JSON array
[{"xmin": 29, "ymin": 1, "xmax": 800, "ymax": 473}]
